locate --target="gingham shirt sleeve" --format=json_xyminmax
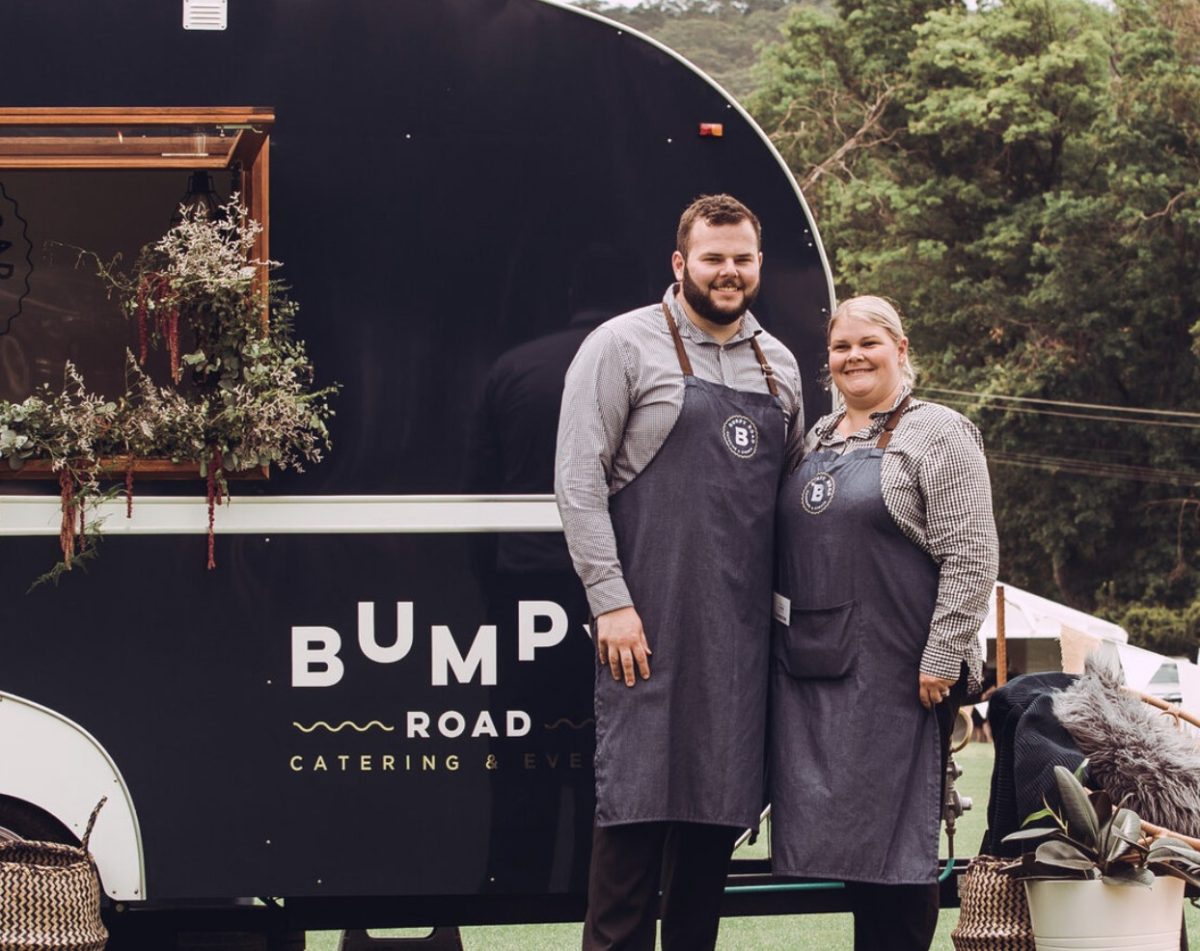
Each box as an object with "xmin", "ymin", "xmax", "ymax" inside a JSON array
[
  {"xmin": 914, "ymin": 416, "xmax": 999, "ymax": 684},
  {"xmin": 554, "ymin": 325, "xmax": 635, "ymax": 617}
]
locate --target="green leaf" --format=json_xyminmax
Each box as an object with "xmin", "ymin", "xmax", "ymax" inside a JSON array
[
  {"xmin": 1091, "ymin": 788, "xmax": 1113, "ymax": 829},
  {"xmin": 1104, "ymin": 809, "xmax": 1143, "ymax": 866},
  {"xmin": 1034, "ymin": 840, "xmax": 1097, "ymax": 871},
  {"xmin": 1149, "ymin": 841, "xmax": 1200, "ymax": 864},
  {"xmin": 1019, "ymin": 807, "xmax": 1058, "ymax": 828},
  {"xmin": 1150, "ymin": 864, "xmax": 1200, "ymax": 888},
  {"xmin": 1102, "ymin": 866, "xmax": 1155, "ymax": 887},
  {"xmin": 1053, "ymin": 765, "xmax": 1100, "ymax": 850},
  {"xmin": 1003, "ymin": 825, "xmax": 1060, "ymax": 844}
]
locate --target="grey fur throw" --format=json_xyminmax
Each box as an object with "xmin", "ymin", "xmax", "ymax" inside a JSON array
[{"xmin": 1053, "ymin": 651, "xmax": 1200, "ymax": 837}]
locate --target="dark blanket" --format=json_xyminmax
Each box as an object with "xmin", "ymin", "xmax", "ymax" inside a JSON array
[{"xmin": 982, "ymin": 672, "xmax": 1083, "ymax": 856}]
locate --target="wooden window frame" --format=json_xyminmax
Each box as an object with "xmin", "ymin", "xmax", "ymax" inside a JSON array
[{"xmin": 0, "ymin": 107, "xmax": 274, "ymax": 480}]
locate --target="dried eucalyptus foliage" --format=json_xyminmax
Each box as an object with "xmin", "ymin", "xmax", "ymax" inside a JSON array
[{"xmin": 0, "ymin": 198, "xmax": 338, "ymax": 582}]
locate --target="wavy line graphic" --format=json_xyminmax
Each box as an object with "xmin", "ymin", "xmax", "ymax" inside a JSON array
[
  {"xmin": 292, "ymin": 720, "xmax": 395, "ymax": 734},
  {"xmin": 543, "ymin": 718, "xmax": 595, "ymax": 731}
]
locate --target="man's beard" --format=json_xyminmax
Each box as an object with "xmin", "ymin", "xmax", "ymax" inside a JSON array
[{"xmin": 681, "ymin": 266, "xmax": 759, "ymax": 326}]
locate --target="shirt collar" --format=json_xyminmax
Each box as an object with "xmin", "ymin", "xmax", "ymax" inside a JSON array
[
  {"xmin": 876, "ymin": 385, "xmax": 914, "ymax": 417},
  {"xmin": 660, "ymin": 284, "xmax": 761, "ymax": 345},
  {"xmin": 816, "ymin": 385, "xmax": 914, "ymax": 441}
]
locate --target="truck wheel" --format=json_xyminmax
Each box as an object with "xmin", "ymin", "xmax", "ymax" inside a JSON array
[{"xmin": 0, "ymin": 794, "xmax": 76, "ymax": 844}]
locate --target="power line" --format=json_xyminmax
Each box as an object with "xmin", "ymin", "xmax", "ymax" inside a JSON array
[
  {"xmin": 923, "ymin": 386, "xmax": 1200, "ymax": 420},
  {"xmin": 935, "ymin": 396, "xmax": 1200, "ymax": 431},
  {"xmin": 988, "ymin": 451, "xmax": 1200, "ymax": 487}
]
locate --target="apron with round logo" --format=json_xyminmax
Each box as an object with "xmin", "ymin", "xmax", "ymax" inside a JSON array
[
  {"xmin": 594, "ymin": 304, "xmax": 785, "ymax": 829},
  {"xmin": 769, "ymin": 403, "xmax": 943, "ymax": 882}
]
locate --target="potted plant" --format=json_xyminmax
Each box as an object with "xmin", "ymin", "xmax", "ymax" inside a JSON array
[{"xmin": 1002, "ymin": 764, "xmax": 1200, "ymax": 950}]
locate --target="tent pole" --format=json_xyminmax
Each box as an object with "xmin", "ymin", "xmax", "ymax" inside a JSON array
[{"xmin": 995, "ymin": 584, "xmax": 1007, "ymax": 687}]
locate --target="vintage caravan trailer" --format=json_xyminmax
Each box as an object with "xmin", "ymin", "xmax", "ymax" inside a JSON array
[{"xmin": 0, "ymin": 0, "xmax": 833, "ymax": 942}]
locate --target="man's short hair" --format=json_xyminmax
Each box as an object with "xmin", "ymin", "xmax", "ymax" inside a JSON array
[{"xmin": 676, "ymin": 194, "xmax": 762, "ymax": 257}]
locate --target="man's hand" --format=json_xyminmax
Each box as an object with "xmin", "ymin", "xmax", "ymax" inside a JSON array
[
  {"xmin": 918, "ymin": 673, "xmax": 956, "ymax": 710},
  {"xmin": 597, "ymin": 606, "xmax": 652, "ymax": 687}
]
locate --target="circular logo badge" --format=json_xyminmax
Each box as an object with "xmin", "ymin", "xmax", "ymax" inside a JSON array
[
  {"xmin": 722, "ymin": 415, "xmax": 758, "ymax": 459},
  {"xmin": 801, "ymin": 473, "xmax": 836, "ymax": 514}
]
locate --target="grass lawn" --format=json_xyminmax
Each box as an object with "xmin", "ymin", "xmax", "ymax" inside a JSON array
[{"xmin": 308, "ymin": 739, "xmax": 1198, "ymax": 949}]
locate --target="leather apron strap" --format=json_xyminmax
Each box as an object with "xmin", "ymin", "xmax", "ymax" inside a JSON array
[
  {"xmin": 660, "ymin": 302, "xmax": 778, "ymax": 395},
  {"xmin": 749, "ymin": 336, "xmax": 780, "ymax": 398},
  {"xmin": 875, "ymin": 393, "xmax": 912, "ymax": 450}
]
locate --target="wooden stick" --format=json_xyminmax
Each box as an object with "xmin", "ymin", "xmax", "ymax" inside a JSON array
[
  {"xmin": 1141, "ymin": 820, "xmax": 1200, "ymax": 852},
  {"xmin": 1125, "ymin": 687, "xmax": 1200, "ymax": 730}
]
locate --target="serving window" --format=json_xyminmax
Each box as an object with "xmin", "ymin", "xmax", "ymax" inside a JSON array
[{"xmin": 0, "ymin": 107, "xmax": 273, "ymax": 478}]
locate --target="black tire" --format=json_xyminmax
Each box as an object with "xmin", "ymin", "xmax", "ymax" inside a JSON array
[{"xmin": 0, "ymin": 793, "xmax": 76, "ymax": 845}]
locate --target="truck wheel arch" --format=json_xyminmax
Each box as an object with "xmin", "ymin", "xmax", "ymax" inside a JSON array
[{"xmin": 0, "ymin": 692, "xmax": 147, "ymax": 900}]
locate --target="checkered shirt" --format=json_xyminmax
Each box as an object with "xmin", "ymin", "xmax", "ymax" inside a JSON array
[{"xmin": 807, "ymin": 388, "xmax": 998, "ymax": 690}]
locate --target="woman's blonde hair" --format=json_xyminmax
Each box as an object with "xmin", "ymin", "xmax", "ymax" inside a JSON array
[{"xmin": 827, "ymin": 294, "xmax": 918, "ymax": 386}]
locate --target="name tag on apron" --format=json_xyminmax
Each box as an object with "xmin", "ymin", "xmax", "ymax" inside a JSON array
[{"xmin": 772, "ymin": 591, "xmax": 791, "ymax": 625}]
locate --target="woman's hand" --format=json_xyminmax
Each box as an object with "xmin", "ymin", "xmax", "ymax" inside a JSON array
[{"xmin": 918, "ymin": 673, "xmax": 956, "ymax": 709}]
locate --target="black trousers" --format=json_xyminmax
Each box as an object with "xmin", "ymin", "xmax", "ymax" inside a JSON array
[
  {"xmin": 845, "ymin": 671, "xmax": 968, "ymax": 951},
  {"xmin": 581, "ymin": 821, "xmax": 740, "ymax": 951}
]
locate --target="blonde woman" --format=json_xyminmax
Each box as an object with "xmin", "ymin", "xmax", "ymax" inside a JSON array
[{"xmin": 768, "ymin": 295, "xmax": 999, "ymax": 951}]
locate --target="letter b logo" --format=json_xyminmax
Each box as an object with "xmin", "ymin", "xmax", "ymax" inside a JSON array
[
  {"xmin": 722, "ymin": 415, "xmax": 758, "ymax": 459},
  {"xmin": 802, "ymin": 473, "xmax": 835, "ymax": 514}
]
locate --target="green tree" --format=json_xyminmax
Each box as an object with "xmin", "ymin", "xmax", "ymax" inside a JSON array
[
  {"xmin": 750, "ymin": 0, "xmax": 1200, "ymax": 653},
  {"xmin": 574, "ymin": 0, "xmax": 820, "ymax": 101}
]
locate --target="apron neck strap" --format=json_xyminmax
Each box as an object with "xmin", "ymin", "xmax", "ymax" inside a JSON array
[
  {"xmin": 661, "ymin": 302, "xmax": 694, "ymax": 377},
  {"xmin": 660, "ymin": 301, "xmax": 779, "ymax": 395},
  {"xmin": 875, "ymin": 393, "xmax": 912, "ymax": 450},
  {"xmin": 749, "ymin": 336, "xmax": 779, "ymax": 398}
]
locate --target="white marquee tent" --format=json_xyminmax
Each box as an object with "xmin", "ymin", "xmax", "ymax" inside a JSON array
[
  {"xmin": 977, "ymin": 581, "xmax": 1200, "ymax": 720},
  {"xmin": 977, "ymin": 581, "xmax": 1128, "ymax": 649}
]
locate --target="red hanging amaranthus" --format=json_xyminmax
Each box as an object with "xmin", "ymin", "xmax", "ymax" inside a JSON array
[
  {"xmin": 58, "ymin": 468, "xmax": 76, "ymax": 568},
  {"xmin": 134, "ymin": 272, "xmax": 182, "ymax": 383},
  {"xmin": 205, "ymin": 447, "xmax": 224, "ymax": 570},
  {"xmin": 165, "ymin": 300, "xmax": 181, "ymax": 383},
  {"xmin": 78, "ymin": 491, "xmax": 87, "ymax": 551},
  {"xmin": 125, "ymin": 454, "xmax": 136, "ymax": 519}
]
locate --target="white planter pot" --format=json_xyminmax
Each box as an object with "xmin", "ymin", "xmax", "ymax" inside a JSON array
[{"xmin": 1024, "ymin": 876, "xmax": 1184, "ymax": 950}]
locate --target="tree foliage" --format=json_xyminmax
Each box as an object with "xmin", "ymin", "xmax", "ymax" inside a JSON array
[
  {"xmin": 574, "ymin": 0, "xmax": 821, "ymax": 100},
  {"xmin": 750, "ymin": 0, "xmax": 1200, "ymax": 652}
]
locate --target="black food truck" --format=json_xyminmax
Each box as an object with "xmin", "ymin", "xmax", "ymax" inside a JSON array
[{"xmin": 0, "ymin": 0, "xmax": 837, "ymax": 944}]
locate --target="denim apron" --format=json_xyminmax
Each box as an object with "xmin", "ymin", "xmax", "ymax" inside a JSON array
[
  {"xmin": 769, "ymin": 400, "xmax": 942, "ymax": 882},
  {"xmin": 594, "ymin": 304, "xmax": 785, "ymax": 829}
]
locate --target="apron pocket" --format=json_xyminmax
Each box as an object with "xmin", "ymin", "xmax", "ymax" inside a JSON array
[{"xmin": 780, "ymin": 600, "xmax": 859, "ymax": 679}]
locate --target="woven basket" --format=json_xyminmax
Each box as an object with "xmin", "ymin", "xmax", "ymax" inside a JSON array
[
  {"xmin": 0, "ymin": 798, "xmax": 108, "ymax": 951},
  {"xmin": 951, "ymin": 853, "xmax": 1035, "ymax": 951}
]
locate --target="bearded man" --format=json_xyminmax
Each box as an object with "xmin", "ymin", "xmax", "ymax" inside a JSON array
[{"xmin": 555, "ymin": 194, "xmax": 804, "ymax": 950}]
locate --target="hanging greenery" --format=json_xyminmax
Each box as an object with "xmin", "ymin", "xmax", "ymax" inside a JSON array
[{"xmin": 0, "ymin": 197, "xmax": 338, "ymax": 584}]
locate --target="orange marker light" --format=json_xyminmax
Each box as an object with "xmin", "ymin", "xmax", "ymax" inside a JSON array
[{"xmin": 698, "ymin": 123, "xmax": 724, "ymax": 138}]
